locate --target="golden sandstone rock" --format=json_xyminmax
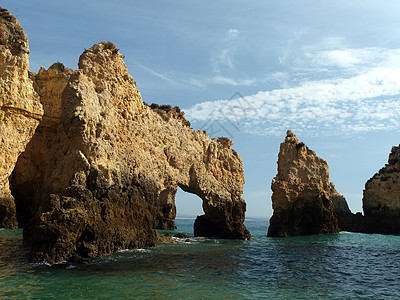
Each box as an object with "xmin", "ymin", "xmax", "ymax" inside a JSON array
[
  {"xmin": 267, "ymin": 130, "xmax": 345, "ymax": 237},
  {"xmin": 0, "ymin": 8, "xmax": 43, "ymax": 228},
  {"xmin": 0, "ymin": 7, "xmax": 250, "ymax": 263},
  {"xmin": 15, "ymin": 42, "xmax": 250, "ymax": 263}
]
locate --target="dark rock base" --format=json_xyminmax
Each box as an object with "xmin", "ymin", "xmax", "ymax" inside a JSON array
[
  {"xmin": 267, "ymin": 194, "xmax": 340, "ymax": 237},
  {"xmin": 23, "ymin": 169, "xmax": 158, "ymax": 264},
  {"xmin": 194, "ymin": 215, "xmax": 251, "ymax": 240},
  {"xmin": 0, "ymin": 195, "xmax": 17, "ymax": 229},
  {"xmin": 337, "ymin": 212, "xmax": 400, "ymax": 234}
]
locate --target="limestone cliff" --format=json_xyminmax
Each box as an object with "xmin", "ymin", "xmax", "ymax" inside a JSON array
[
  {"xmin": 0, "ymin": 8, "xmax": 43, "ymax": 228},
  {"xmin": 267, "ymin": 130, "xmax": 343, "ymax": 237},
  {"xmin": 362, "ymin": 145, "xmax": 400, "ymax": 233},
  {"xmin": 19, "ymin": 42, "xmax": 250, "ymax": 263}
]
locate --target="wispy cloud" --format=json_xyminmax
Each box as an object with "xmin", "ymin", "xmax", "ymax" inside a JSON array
[
  {"xmin": 278, "ymin": 28, "xmax": 308, "ymax": 65},
  {"xmin": 212, "ymin": 28, "xmax": 240, "ymax": 73},
  {"xmin": 210, "ymin": 76, "xmax": 257, "ymax": 86},
  {"xmin": 186, "ymin": 78, "xmax": 205, "ymax": 88},
  {"xmin": 184, "ymin": 65, "xmax": 400, "ymax": 136},
  {"xmin": 226, "ymin": 28, "xmax": 240, "ymax": 40},
  {"xmin": 138, "ymin": 64, "xmax": 176, "ymax": 84},
  {"xmin": 185, "ymin": 75, "xmax": 258, "ymax": 88}
]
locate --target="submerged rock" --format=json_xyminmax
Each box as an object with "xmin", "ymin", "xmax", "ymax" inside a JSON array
[
  {"xmin": 362, "ymin": 145, "xmax": 400, "ymax": 233},
  {"xmin": 267, "ymin": 130, "xmax": 343, "ymax": 237},
  {"xmin": 0, "ymin": 8, "xmax": 43, "ymax": 228},
  {"xmin": 173, "ymin": 233, "xmax": 191, "ymax": 239},
  {"xmin": 16, "ymin": 42, "xmax": 250, "ymax": 263}
]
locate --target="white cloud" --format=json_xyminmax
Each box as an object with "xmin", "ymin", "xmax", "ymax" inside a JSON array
[
  {"xmin": 210, "ymin": 76, "xmax": 257, "ymax": 86},
  {"xmin": 306, "ymin": 47, "xmax": 400, "ymax": 69},
  {"xmin": 227, "ymin": 28, "xmax": 240, "ymax": 40},
  {"xmin": 184, "ymin": 67, "xmax": 400, "ymax": 136},
  {"xmin": 212, "ymin": 28, "xmax": 240, "ymax": 73}
]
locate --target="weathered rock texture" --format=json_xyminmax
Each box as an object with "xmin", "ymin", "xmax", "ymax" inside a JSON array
[
  {"xmin": 362, "ymin": 145, "xmax": 400, "ymax": 233},
  {"xmin": 18, "ymin": 42, "xmax": 250, "ymax": 263},
  {"xmin": 11, "ymin": 63, "xmax": 73, "ymax": 227},
  {"xmin": 267, "ymin": 130, "xmax": 342, "ymax": 237},
  {"xmin": 0, "ymin": 8, "xmax": 43, "ymax": 228}
]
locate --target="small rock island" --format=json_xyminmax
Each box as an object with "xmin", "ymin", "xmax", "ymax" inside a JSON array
[
  {"xmin": 268, "ymin": 130, "xmax": 400, "ymax": 237},
  {"xmin": 268, "ymin": 130, "xmax": 350, "ymax": 237},
  {"xmin": 363, "ymin": 145, "xmax": 400, "ymax": 234}
]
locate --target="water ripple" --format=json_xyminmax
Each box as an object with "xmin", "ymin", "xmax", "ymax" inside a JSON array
[{"xmin": 1, "ymin": 220, "xmax": 400, "ymax": 299}]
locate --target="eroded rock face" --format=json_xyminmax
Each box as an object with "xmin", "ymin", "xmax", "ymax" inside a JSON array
[
  {"xmin": 267, "ymin": 130, "xmax": 342, "ymax": 237},
  {"xmin": 362, "ymin": 145, "xmax": 400, "ymax": 233},
  {"xmin": 0, "ymin": 8, "xmax": 43, "ymax": 228},
  {"xmin": 21, "ymin": 42, "xmax": 250, "ymax": 263},
  {"xmin": 11, "ymin": 63, "xmax": 73, "ymax": 227}
]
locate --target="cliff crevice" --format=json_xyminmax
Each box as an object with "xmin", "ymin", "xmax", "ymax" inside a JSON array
[{"xmin": 0, "ymin": 7, "xmax": 43, "ymax": 228}]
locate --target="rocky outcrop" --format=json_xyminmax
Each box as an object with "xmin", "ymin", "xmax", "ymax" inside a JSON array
[
  {"xmin": 0, "ymin": 8, "xmax": 43, "ymax": 228},
  {"xmin": 362, "ymin": 145, "xmax": 400, "ymax": 233},
  {"xmin": 18, "ymin": 42, "xmax": 250, "ymax": 263},
  {"xmin": 267, "ymin": 130, "xmax": 342, "ymax": 237}
]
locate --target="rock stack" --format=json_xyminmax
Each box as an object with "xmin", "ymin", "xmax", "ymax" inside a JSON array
[{"xmin": 268, "ymin": 130, "xmax": 346, "ymax": 237}]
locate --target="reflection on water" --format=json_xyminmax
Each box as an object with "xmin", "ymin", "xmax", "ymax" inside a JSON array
[{"xmin": 1, "ymin": 220, "xmax": 400, "ymax": 299}]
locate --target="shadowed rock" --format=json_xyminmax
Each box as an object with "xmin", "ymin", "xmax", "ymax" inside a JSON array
[
  {"xmin": 11, "ymin": 63, "xmax": 73, "ymax": 227},
  {"xmin": 0, "ymin": 7, "xmax": 43, "ymax": 228},
  {"xmin": 362, "ymin": 145, "xmax": 400, "ymax": 233}
]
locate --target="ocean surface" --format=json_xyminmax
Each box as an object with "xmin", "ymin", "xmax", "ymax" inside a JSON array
[{"xmin": 1, "ymin": 218, "xmax": 400, "ymax": 299}]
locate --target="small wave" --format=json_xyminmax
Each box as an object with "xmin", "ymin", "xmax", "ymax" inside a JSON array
[
  {"xmin": 30, "ymin": 261, "xmax": 53, "ymax": 267},
  {"xmin": 66, "ymin": 264, "xmax": 77, "ymax": 269},
  {"xmin": 172, "ymin": 237, "xmax": 198, "ymax": 244},
  {"xmin": 118, "ymin": 248, "xmax": 150, "ymax": 253}
]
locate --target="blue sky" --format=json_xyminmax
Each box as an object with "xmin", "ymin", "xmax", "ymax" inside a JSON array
[{"xmin": 4, "ymin": 1, "xmax": 400, "ymax": 218}]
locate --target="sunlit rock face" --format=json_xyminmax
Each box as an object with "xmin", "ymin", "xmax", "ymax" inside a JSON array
[
  {"xmin": 267, "ymin": 130, "xmax": 342, "ymax": 237},
  {"xmin": 363, "ymin": 145, "xmax": 400, "ymax": 234},
  {"xmin": 17, "ymin": 42, "xmax": 250, "ymax": 263},
  {"xmin": 0, "ymin": 7, "xmax": 43, "ymax": 228}
]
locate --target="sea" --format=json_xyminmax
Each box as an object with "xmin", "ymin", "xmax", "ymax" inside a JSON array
[{"xmin": 1, "ymin": 218, "xmax": 400, "ymax": 299}]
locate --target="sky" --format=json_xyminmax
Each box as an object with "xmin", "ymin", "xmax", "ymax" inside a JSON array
[{"xmin": 3, "ymin": 0, "xmax": 400, "ymax": 218}]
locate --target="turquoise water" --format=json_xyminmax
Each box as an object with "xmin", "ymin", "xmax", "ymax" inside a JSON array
[{"xmin": 1, "ymin": 218, "xmax": 400, "ymax": 299}]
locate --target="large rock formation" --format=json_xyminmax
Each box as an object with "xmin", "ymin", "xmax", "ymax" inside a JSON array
[
  {"xmin": 362, "ymin": 145, "xmax": 400, "ymax": 233},
  {"xmin": 16, "ymin": 42, "xmax": 250, "ymax": 263},
  {"xmin": 267, "ymin": 130, "xmax": 343, "ymax": 237},
  {"xmin": 0, "ymin": 8, "xmax": 43, "ymax": 228}
]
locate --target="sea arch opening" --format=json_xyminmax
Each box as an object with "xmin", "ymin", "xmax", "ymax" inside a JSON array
[
  {"xmin": 175, "ymin": 186, "xmax": 203, "ymax": 219},
  {"xmin": 154, "ymin": 184, "xmax": 205, "ymax": 233}
]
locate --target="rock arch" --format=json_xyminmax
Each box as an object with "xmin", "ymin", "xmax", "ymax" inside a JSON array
[{"xmin": 14, "ymin": 42, "xmax": 250, "ymax": 263}]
